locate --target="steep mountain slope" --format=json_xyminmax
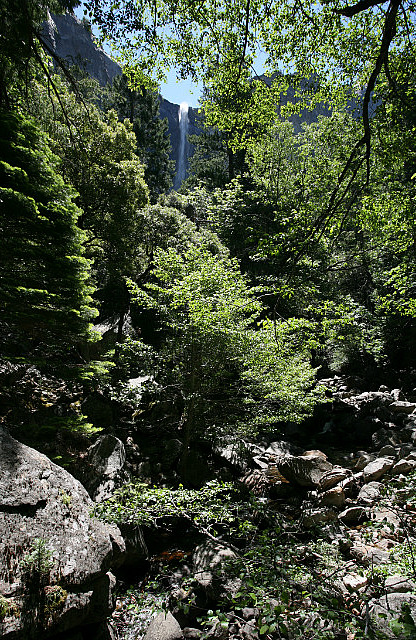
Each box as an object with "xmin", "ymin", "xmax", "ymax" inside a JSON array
[{"xmin": 42, "ymin": 11, "xmax": 198, "ymax": 185}]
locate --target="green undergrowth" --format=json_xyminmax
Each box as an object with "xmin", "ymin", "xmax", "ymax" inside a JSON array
[
  {"xmin": 100, "ymin": 473, "xmax": 416, "ymax": 640},
  {"xmin": 97, "ymin": 482, "xmax": 366, "ymax": 639},
  {"xmin": 94, "ymin": 480, "xmax": 259, "ymax": 539},
  {"xmin": 19, "ymin": 415, "xmax": 100, "ymax": 438}
]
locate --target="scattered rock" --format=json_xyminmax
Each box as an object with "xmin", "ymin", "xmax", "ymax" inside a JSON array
[
  {"xmin": 265, "ymin": 440, "xmax": 299, "ymax": 457},
  {"xmin": 303, "ymin": 509, "xmax": 337, "ymax": 528},
  {"xmin": 385, "ymin": 575, "xmax": 416, "ymax": 593},
  {"xmin": 240, "ymin": 608, "xmax": 259, "ymax": 621},
  {"xmin": 363, "ymin": 457, "xmax": 394, "ymax": 482},
  {"xmin": 372, "ymin": 429, "xmax": 398, "ymax": 450},
  {"xmin": 277, "ymin": 453, "xmax": 332, "ymax": 487},
  {"xmin": 391, "ymin": 458, "xmax": 416, "ymax": 475},
  {"xmin": 143, "ymin": 612, "xmax": 183, "ymax": 640},
  {"xmin": 358, "ymin": 481, "xmax": 383, "ymax": 502},
  {"xmin": 389, "ymin": 401, "xmax": 416, "ymax": 414},
  {"xmin": 339, "ymin": 506, "xmax": 367, "ymax": 524},
  {"xmin": 183, "ymin": 628, "xmax": 203, "ymax": 639},
  {"xmin": 318, "ymin": 467, "xmax": 351, "ymax": 491},
  {"xmin": 354, "ymin": 453, "xmax": 375, "ymax": 471},
  {"xmin": 342, "ymin": 573, "xmax": 368, "ymax": 592},
  {"xmin": 369, "ymin": 593, "xmax": 416, "ymax": 639},
  {"xmin": 371, "ymin": 505, "xmax": 401, "ymax": 529},
  {"xmin": 319, "ymin": 486, "xmax": 346, "ymax": 508},
  {"xmin": 350, "ymin": 543, "xmax": 390, "ymax": 565},
  {"xmin": 378, "ymin": 444, "xmax": 397, "ymax": 457}
]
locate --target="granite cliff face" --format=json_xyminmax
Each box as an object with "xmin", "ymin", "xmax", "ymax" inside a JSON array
[
  {"xmin": 42, "ymin": 12, "xmax": 197, "ymax": 185},
  {"xmin": 42, "ymin": 13, "xmax": 344, "ymax": 188},
  {"xmin": 43, "ymin": 11, "xmax": 121, "ymax": 87}
]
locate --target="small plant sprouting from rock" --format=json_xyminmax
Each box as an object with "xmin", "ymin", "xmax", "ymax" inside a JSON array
[
  {"xmin": 44, "ymin": 585, "xmax": 68, "ymax": 618},
  {"xmin": 60, "ymin": 489, "xmax": 72, "ymax": 508},
  {"xmin": 20, "ymin": 538, "xmax": 54, "ymax": 585},
  {"xmin": 0, "ymin": 595, "xmax": 10, "ymax": 621}
]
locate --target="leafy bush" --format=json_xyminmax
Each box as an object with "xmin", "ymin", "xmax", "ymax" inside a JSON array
[{"xmin": 95, "ymin": 480, "xmax": 257, "ymax": 539}]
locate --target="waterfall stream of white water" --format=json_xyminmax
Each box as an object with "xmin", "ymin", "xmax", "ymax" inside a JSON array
[{"xmin": 174, "ymin": 102, "xmax": 189, "ymax": 190}]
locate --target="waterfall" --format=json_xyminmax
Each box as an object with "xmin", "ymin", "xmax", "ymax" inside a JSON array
[{"xmin": 174, "ymin": 102, "xmax": 189, "ymax": 190}]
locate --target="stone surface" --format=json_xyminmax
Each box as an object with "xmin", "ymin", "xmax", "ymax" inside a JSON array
[
  {"xmin": 266, "ymin": 440, "xmax": 299, "ymax": 456},
  {"xmin": 342, "ymin": 573, "xmax": 368, "ymax": 592},
  {"xmin": 318, "ymin": 467, "xmax": 351, "ymax": 491},
  {"xmin": 350, "ymin": 543, "xmax": 390, "ymax": 565},
  {"xmin": 371, "ymin": 429, "xmax": 397, "ymax": 449},
  {"xmin": 389, "ymin": 401, "xmax": 416, "ymax": 414},
  {"xmin": 193, "ymin": 542, "xmax": 236, "ymax": 589},
  {"xmin": 86, "ymin": 434, "xmax": 128, "ymax": 502},
  {"xmin": 319, "ymin": 486, "xmax": 346, "ymax": 508},
  {"xmin": 378, "ymin": 444, "xmax": 397, "ymax": 457},
  {"xmin": 392, "ymin": 458, "xmax": 416, "ymax": 475},
  {"xmin": 303, "ymin": 509, "xmax": 337, "ymax": 528},
  {"xmin": 183, "ymin": 628, "xmax": 203, "ymax": 639},
  {"xmin": 143, "ymin": 612, "xmax": 183, "ymax": 640},
  {"xmin": 339, "ymin": 506, "xmax": 367, "ymax": 524},
  {"xmin": 354, "ymin": 453, "xmax": 375, "ymax": 471},
  {"xmin": 385, "ymin": 575, "xmax": 416, "ymax": 593},
  {"xmin": 43, "ymin": 12, "xmax": 121, "ymax": 86},
  {"xmin": 0, "ymin": 429, "xmax": 125, "ymax": 639},
  {"xmin": 358, "ymin": 481, "xmax": 383, "ymax": 502},
  {"xmin": 277, "ymin": 453, "xmax": 332, "ymax": 487},
  {"xmin": 362, "ymin": 457, "xmax": 394, "ymax": 482},
  {"xmin": 369, "ymin": 593, "xmax": 416, "ymax": 639}
]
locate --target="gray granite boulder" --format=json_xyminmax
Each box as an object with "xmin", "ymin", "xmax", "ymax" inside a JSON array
[
  {"xmin": 144, "ymin": 612, "xmax": 183, "ymax": 640},
  {"xmin": 0, "ymin": 429, "xmax": 125, "ymax": 639},
  {"xmin": 369, "ymin": 593, "xmax": 416, "ymax": 639},
  {"xmin": 86, "ymin": 434, "xmax": 128, "ymax": 502},
  {"xmin": 277, "ymin": 452, "xmax": 332, "ymax": 487},
  {"xmin": 363, "ymin": 457, "xmax": 394, "ymax": 482}
]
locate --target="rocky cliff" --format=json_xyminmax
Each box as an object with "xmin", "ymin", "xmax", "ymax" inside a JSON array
[
  {"xmin": 42, "ymin": 12, "xmax": 197, "ymax": 185},
  {"xmin": 43, "ymin": 11, "xmax": 121, "ymax": 87}
]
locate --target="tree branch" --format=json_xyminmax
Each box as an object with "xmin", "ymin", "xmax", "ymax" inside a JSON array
[
  {"xmin": 235, "ymin": 0, "xmax": 252, "ymax": 85},
  {"xmin": 335, "ymin": 0, "xmax": 387, "ymax": 18}
]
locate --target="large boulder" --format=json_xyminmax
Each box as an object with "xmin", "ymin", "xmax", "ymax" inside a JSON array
[
  {"xmin": 277, "ymin": 451, "xmax": 332, "ymax": 487},
  {"xmin": 85, "ymin": 434, "xmax": 128, "ymax": 502},
  {"xmin": 362, "ymin": 457, "xmax": 394, "ymax": 482},
  {"xmin": 143, "ymin": 612, "xmax": 183, "ymax": 640},
  {"xmin": 0, "ymin": 429, "xmax": 125, "ymax": 639},
  {"xmin": 369, "ymin": 593, "xmax": 416, "ymax": 639}
]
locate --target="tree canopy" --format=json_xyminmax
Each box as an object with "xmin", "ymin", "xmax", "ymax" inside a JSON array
[{"xmin": 83, "ymin": 0, "xmax": 415, "ymax": 134}]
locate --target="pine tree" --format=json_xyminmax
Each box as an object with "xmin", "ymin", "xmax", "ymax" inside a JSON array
[
  {"xmin": 107, "ymin": 75, "xmax": 174, "ymax": 202},
  {"xmin": 0, "ymin": 110, "xmax": 96, "ymax": 359}
]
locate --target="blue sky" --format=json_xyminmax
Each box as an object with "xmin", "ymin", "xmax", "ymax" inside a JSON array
[
  {"xmin": 74, "ymin": 5, "xmax": 202, "ymax": 107},
  {"xmin": 159, "ymin": 72, "xmax": 202, "ymax": 108}
]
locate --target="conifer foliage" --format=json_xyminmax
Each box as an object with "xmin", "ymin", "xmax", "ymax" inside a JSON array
[{"xmin": 0, "ymin": 110, "xmax": 96, "ymax": 359}]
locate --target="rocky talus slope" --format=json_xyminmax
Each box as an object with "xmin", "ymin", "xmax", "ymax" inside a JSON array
[{"xmin": 110, "ymin": 378, "xmax": 416, "ymax": 639}]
